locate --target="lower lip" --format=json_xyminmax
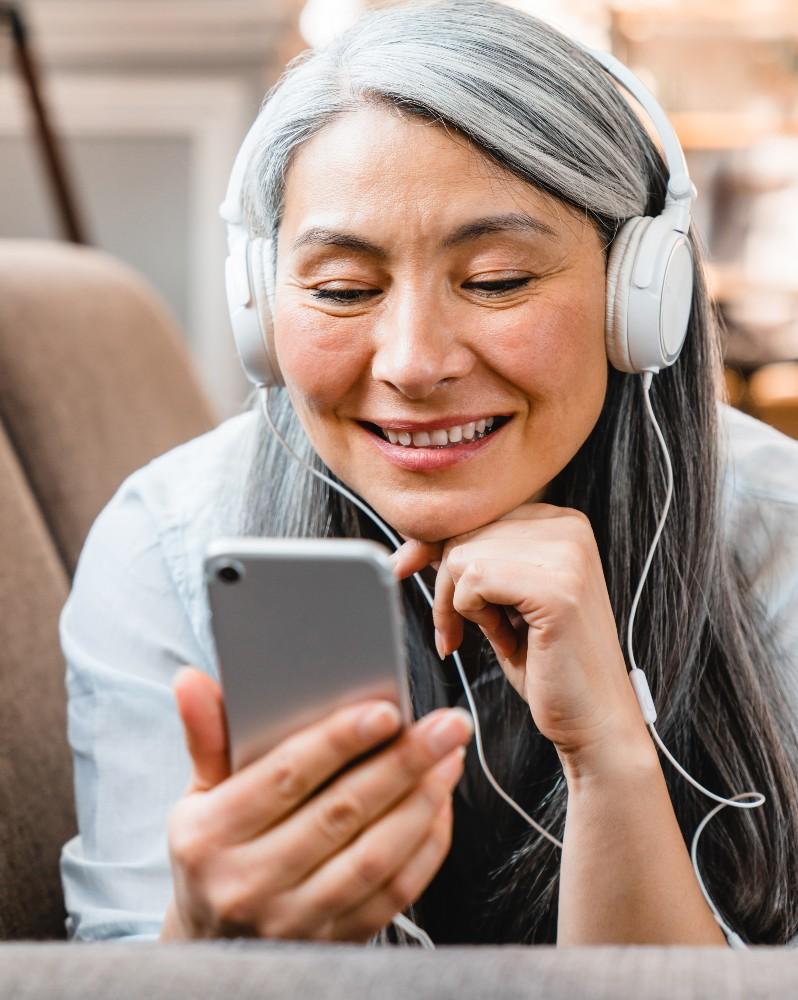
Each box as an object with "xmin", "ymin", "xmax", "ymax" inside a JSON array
[{"xmin": 358, "ymin": 420, "xmax": 510, "ymax": 471}]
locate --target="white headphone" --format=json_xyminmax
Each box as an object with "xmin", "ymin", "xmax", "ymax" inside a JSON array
[{"xmin": 219, "ymin": 47, "xmax": 696, "ymax": 389}]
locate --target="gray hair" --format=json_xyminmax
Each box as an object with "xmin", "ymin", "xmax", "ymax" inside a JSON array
[{"xmin": 237, "ymin": 0, "xmax": 798, "ymax": 945}]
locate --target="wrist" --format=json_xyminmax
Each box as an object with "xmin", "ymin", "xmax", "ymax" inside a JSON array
[{"xmin": 557, "ymin": 715, "xmax": 659, "ymax": 790}]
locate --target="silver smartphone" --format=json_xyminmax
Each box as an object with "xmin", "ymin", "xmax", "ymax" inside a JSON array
[{"xmin": 204, "ymin": 537, "xmax": 413, "ymax": 772}]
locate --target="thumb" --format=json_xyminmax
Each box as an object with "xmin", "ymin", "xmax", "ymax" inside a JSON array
[{"xmin": 173, "ymin": 666, "xmax": 230, "ymax": 793}]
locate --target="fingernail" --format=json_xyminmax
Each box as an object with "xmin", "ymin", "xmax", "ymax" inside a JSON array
[
  {"xmin": 425, "ymin": 708, "xmax": 474, "ymax": 756},
  {"xmin": 434, "ymin": 629, "xmax": 446, "ymax": 661},
  {"xmin": 359, "ymin": 702, "xmax": 402, "ymax": 741},
  {"xmin": 432, "ymin": 746, "xmax": 466, "ymax": 785}
]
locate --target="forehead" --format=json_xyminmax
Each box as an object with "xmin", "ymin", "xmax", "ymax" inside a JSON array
[{"xmin": 279, "ymin": 104, "xmax": 583, "ymax": 241}]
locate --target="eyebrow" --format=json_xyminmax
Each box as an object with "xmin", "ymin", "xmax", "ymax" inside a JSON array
[{"xmin": 290, "ymin": 212, "xmax": 558, "ymax": 257}]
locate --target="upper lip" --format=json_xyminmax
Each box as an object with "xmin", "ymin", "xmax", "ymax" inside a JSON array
[{"xmin": 358, "ymin": 413, "xmax": 509, "ymax": 432}]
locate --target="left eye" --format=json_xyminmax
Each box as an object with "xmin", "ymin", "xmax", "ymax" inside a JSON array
[{"xmin": 309, "ymin": 276, "xmax": 532, "ymax": 304}]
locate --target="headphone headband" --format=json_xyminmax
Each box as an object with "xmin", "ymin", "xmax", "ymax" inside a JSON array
[
  {"xmin": 585, "ymin": 48, "xmax": 695, "ymax": 232},
  {"xmin": 220, "ymin": 41, "xmax": 696, "ymax": 386},
  {"xmin": 220, "ymin": 46, "xmax": 694, "ymax": 241}
]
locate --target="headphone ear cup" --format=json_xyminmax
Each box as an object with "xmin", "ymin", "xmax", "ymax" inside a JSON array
[
  {"xmin": 605, "ymin": 216, "xmax": 651, "ymax": 373},
  {"xmin": 249, "ymin": 236, "xmax": 284, "ymax": 387}
]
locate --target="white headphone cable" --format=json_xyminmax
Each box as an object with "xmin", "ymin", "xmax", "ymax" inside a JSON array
[
  {"xmin": 634, "ymin": 371, "xmax": 764, "ymax": 950},
  {"xmin": 258, "ymin": 381, "xmax": 762, "ymax": 949}
]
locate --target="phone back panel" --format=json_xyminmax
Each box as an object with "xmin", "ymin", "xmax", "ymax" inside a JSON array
[{"xmin": 205, "ymin": 537, "xmax": 412, "ymax": 771}]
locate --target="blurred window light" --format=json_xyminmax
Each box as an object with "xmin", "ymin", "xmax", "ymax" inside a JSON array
[
  {"xmin": 299, "ymin": 0, "xmax": 366, "ymax": 49},
  {"xmin": 505, "ymin": 0, "xmax": 610, "ymax": 49}
]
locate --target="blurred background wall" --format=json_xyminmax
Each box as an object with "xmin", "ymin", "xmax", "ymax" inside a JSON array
[{"xmin": 2, "ymin": 0, "xmax": 797, "ymax": 428}]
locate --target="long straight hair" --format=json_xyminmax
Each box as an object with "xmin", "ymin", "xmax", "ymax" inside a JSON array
[{"xmin": 236, "ymin": 0, "xmax": 798, "ymax": 944}]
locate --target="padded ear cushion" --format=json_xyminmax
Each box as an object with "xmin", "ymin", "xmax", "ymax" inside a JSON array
[
  {"xmin": 250, "ymin": 236, "xmax": 284, "ymax": 387},
  {"xmin": 605, "ymin": 216, "xmax": 651, "ymax": 373}
]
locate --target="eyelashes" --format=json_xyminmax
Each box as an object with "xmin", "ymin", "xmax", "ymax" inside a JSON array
[
  {"xmin": 310, "ymin": 277, "xmax": 533, "ymax": 304},
  {"xmin": 311, "ymin": 288, "xmax": 380, "ymax": 303}
]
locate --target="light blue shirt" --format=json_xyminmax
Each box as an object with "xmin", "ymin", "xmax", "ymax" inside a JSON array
[{"xmin": 59, "ymin": 404, "xmax": 798, "ymax": 942}]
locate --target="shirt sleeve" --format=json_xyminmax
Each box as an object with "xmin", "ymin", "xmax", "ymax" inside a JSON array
[
  {"xmin": 59, "ymin": 471, "xmax": 210, "ymax": 942},
  {"xmin": 729, "ymin": 491, "xmax": 798, "ymax": 708}
]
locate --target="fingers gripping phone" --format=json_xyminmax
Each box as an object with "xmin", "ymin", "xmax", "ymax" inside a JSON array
[{"xmin": 204, "ymin": 537, "xmax": 414, "ymax": 772}]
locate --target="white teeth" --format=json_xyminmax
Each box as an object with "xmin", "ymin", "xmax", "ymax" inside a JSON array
[{"xmin": 379, "ymin": 417, "xmax": 503, "ymax": 447}]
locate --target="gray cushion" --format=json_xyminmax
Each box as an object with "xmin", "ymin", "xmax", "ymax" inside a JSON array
[{"xmin": 1, "ymin": 942, "xmax": 797, "ymax": 999}]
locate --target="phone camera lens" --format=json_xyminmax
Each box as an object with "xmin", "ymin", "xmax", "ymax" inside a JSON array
[{"xmin": 217, "ymin": 564, "xmax": 241, "ymax": 584}]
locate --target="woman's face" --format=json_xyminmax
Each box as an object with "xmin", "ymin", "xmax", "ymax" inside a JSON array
[{"xmin": 275, "ymin": 105, "xmax": 608, "ymax": 542}]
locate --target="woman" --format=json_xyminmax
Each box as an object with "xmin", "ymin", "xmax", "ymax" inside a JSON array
[{"xmin": 60, "ymin": 0, "xmax": 798, "ymax": 946}]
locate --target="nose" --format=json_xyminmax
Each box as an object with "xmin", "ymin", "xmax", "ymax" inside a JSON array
[{"xmin": 370, "ymin": 284, "xmax": 474, "ymax": 399}]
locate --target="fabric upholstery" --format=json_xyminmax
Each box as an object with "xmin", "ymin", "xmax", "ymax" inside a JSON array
[
  {"xmin": 1, "ymin": 942, "xmax": 797, "ymax": 998},
  {"xmin": 0, "ymin": 426, "xmax": 73, "ymax": 940},
  {"xmin": 0, "ymin": 241, "xmax": 217, "ymax": 575},
  {"xmin": 0, "ymin": 240, "xmax": 217, "ymax": 940}
]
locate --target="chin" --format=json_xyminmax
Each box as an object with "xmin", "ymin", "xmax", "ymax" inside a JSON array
[{"xmin": 375, "ymin": 495, "xmax": 502, "ymax": 545}]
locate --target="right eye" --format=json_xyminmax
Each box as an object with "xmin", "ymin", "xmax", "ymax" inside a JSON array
[{"xmin": 310, "ymin": 288, "xmax": 381, "ymax": 303}]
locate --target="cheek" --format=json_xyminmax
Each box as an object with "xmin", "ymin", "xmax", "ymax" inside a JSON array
[
  {"xmin": 274, "ymin": 306, "xmax": 369, "ymax": 409},
  {"xmin": 485, "ymin": 293, "xmax": 606, "ymax": 399}
]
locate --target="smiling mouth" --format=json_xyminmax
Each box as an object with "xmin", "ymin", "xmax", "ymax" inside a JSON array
[{"xmin": 359, "ymin": 415, "xmax": 512, "ymax": 449}]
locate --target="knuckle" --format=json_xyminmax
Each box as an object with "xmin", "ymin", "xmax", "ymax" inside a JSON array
[
  {"xmin": 566, "ymin": 506, "xmax": 592, "ymax": 529},
  {"xmin": 267, "ymin": 752, "xmax": 309, "ymax": 804},
  {"xmin": 325, "ymin": 718, "xmax": 361, "ymax": 759},
  {"xmin": 566, "ymin": 510, "xmax": 596, "ymax": 549},
  {"xmin": 168, "ymin": 819, "xmax": 208, "ymax": 878},
  {"xmin": 211, "ymin": 881, "xmax": 257, "ymax": 933},
  {"xmin": 461, "ymin": 560, "xmax": 486, "ymax": 588},
  {"xmin": 351, "ymin": 847, "xmax": 391, "ymax": 893},
  {"xmin": 444, "ymin": 543, "xmax": 466, "ymax": 574},
  {"xmin": 317, "ymin": 793, "xmax": 364, "ymax": 843},
  {"xmin": 383, "ymin": 873, "xmax": 418, "ymax": 914},
  {"xmin": 432, "ymin": 592, "xmax": 451, "ymax": 618}
]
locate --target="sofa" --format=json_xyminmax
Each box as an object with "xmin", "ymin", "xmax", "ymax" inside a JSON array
[{"xmin": 0, "ymin": 239, "xmax": 796, "ymax": 997}]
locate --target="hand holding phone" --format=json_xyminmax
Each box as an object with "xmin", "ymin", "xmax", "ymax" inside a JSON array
[
  {"xmin": 160, "ymin": 536, "xmax": 473, "ymax": 942},
  {"xmin": 162, "ymin": 667, "xmax": 473, "ymax": 941}
]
